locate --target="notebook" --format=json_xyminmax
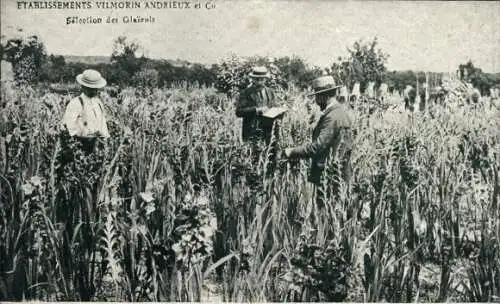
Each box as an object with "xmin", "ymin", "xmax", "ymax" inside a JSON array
[{"xmin": 262, "ymin": 107, "xmax": 288, "ymax": 119}]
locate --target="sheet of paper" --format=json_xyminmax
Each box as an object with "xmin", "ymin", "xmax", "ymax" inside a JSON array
[{"xmin": 262, "ymin": 107, "xmax": 288, "ymax": 119}]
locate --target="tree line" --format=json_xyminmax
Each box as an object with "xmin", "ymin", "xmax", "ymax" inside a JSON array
[{"xmin": 2, "ymin": 30, "xmax": 500, "ymax": 96}]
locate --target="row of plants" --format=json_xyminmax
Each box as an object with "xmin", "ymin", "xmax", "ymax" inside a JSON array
[{"xmin": 0, "ymin": 83, "xmax": 499, "ymax": 301}]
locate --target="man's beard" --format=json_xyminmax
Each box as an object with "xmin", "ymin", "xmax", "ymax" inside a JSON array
[{"xmin": 318, "ymin": 101, "xmax": 327, "ymax": 111}]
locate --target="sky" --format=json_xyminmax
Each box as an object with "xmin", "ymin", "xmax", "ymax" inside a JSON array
[{"xmin": 1, "ymin": 0, "xmax": 499, "ymax": 73}]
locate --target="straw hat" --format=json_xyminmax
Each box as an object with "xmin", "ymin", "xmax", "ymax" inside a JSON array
[
  {"xmin": 76, "ymin": 69, "xmax": 107, "ymax": 89},
  {"xmin": 308, "ymin": 76, "xmax": 342, "ymax": 96},
  {"xmin": 249, "ymin": 66, "xmax": 270, "ymax": 78}
]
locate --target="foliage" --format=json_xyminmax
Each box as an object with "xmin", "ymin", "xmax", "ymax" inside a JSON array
[
  {"xmin": 131, "ymin": 68, "xmax": 160, "ymax": 88},
  {"xmin": 285, "ymin": 232, "xmax": 352, "ymax": 301},
  {"xmin": 329, "ymin": 37, "xmax": 389, "ymax": 92},
  {"xmin": 213, "ymin": 54, "xmax": 284, "ymax": 98},
  {"xmin": 172, "ymin": 191, "xmax": 217, "ymax": 268},
  {"xmin": 3, "ymin": 32, "xmax": 500, "ymax": 98},
  {"xmin": 39, "ymin": 55, "xmax": 73, "ymax": 83},
  {"xmin": 459, "ymin": 60, "xmax": 500, "ymax": 95},
  {"xmin": 384, "ymin": 70, "xmax": 442, "ymax": 93},
  {"xmin": 273, "ymin": 56, "xmax": 323, "ymax": 90},
  {"xmin": 1, "ymin": 83, "xmax": 499, "ymax": 302},
  {"xmin": 1, "ymin": 33, "xmax": 500, "ymax": 302},
  {"xmin": 1, "ymin": 29, "xmax": 47, "ymax": 84},
  {"xmin": 110, "ymin": 36, "xmax": 144, "ymax": 82}
]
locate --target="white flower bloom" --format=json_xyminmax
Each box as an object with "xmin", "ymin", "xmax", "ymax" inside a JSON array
[
  {"xmin": 209, "ymin": 217, "xmax": 217, "ymax": 230},
  {"xmin": 172, "ymin": 243, "xmax": 182, "ymax": 257},
  {"xmin": 415, "ymin": 219, "xmax": 427, "ymax": 238},
  {"xmin": 139, "ymin": 191, "xmax": 154, "ymax": 203},
  {"xmin": 30, "ymin": 176, "xmax": 43, "ymax": 187},
  {"xmin": 196, "ymin": 194, "xmax": 210, "ymax": 206},
  {"xmin": 200, "ymin": 225, "xmax": 214, "ymax": 238},
  {"xmin": 182, "ymin": 234, "xmax": 192, "ymax": 242},
  {"xmin": 145, "ymin": 204, "xmax": 156, "ymax": 216},
  {"xmin": 184, "ymin": 193, "xmax": 193, "ymax": 203},
  {"xmin": 22, "ymin": 183, "xmax": 34, "ymax": 196}
]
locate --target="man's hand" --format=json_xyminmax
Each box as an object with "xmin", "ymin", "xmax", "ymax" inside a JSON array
[{"xmin": 256, "ymin": 106, "xmax": 269, "ymax": 116}]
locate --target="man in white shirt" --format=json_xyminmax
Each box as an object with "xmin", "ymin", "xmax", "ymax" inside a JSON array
[{"xmin": 62, "ymin": 69, "xmax": 109, "ymax": 154}]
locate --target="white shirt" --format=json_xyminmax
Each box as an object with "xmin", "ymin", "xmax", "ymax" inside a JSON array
[{"xmin": 62, "ymin": 93, "xmax": 110, "ymax": 138}]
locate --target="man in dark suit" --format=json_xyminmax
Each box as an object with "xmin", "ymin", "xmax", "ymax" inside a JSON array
[
  {"xmin": 284, "ymin": 76, "xmax": 354, "ymax": 208},
  {"xmin": 236, "ymin": 66, "xmax": 279, "ymax": 143},
  {"xmin": 236, "ymin": 66, "xmax": 280, "ymax": 175}
]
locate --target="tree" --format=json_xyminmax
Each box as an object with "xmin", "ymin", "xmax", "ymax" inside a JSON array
[
  {"xmin": 214, "ymin": 54, "xmax": 283, "ymax": 98},
  {"xmin": 38, "ymin": 54, "xmax": 68, "ymax": 83},
  {"xmin": 328, "ymin": 57, "xmax": 351, "ymax": 87},
  {"xmin": 459, "ymin": 60, "xmax": 477, "ymax": 81},
  {"xmin": 131, "ymin": 68, "xmax": 159, "ymax": 88},
  {"xmin": 459, "ymin": 60, "xmax": 495, "ymax": 95},
  {"xmin": 1, "ymin": 29, "xmax": 47, "ymax": 84},
  {"xmin": 331, "ymin": 37, "xmax": 389, "ymax": 92},
  {"xmin": 188, "ymin": 63, "xmax": 216, "ymax": 87},
  {"xmin": 274, "ymin": 56, "xmax": 323, "ymax": 90},
  {"xmin": 49, "ymin": 54, "xmax": 66, "ymax": 68},
  {"xmin": 214, "ymin": 54, "xmax": 325, "ymax": 98},
  {"xmin": 110, "ymin": 36, "xmax": 143, "ymax": 85}
]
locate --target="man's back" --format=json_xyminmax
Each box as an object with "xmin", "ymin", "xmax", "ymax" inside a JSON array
[
  {"xmin": 62, "ymin": 94, "xmax": 109, "ymax": 139},
  {"xmin": 310, "ymin": 103, "xmax": 354, "ymax": 185}
]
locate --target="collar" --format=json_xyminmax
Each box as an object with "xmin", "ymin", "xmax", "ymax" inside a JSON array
[
  {"xmin": 80, "ymin": 93, "xmax": 98, "ymax": 100},
  {"xmin": 322, "ymin": 101, "xmax": 341, "ymax": 114},
  {"xmin": 251, "ymin": 84, "xmax": 267, "ymax": 90}
]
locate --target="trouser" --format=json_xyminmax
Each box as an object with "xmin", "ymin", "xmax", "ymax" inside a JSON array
[
  {"xmin": 56, "ymin": 134, "xmax": 106, "ymax": 215},
  {"xmin": 57, "ymin": 136, "xmax": 102, "ymax": 173},
  {"xmin": 77, "ymin": 137, "xmax": 98, "ymax": 155},
  {"xmin": 55, "ymin": 134, "xmax": 106, "ymax": 285}
]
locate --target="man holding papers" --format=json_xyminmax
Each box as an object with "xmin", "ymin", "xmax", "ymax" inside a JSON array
[{"xmin": 236, "ymin": 66, "xmax": 286, "ymax": 175}]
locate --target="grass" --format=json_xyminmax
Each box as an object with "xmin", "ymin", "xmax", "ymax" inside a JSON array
[{"xmin": 0, "ymin": 81, "xmax": 499, "ymax": 302}]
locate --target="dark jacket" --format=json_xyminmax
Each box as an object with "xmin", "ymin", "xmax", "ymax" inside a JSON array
[
  {"xmin": 236, "ymin": 84, "xmax": 278, "ymax": 142},
  {"xmin": 289, "ymin": 103, "xmax": 354, "ymax": 186}
]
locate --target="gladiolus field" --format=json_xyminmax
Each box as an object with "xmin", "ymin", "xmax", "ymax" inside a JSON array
[{"xmin": 1, "ymin": 83, "xmax": 499, "ymax": 302}]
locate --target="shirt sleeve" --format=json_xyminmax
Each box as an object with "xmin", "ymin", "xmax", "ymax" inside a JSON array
[
  {"xmin": 289, "ymin": 114, "xmax": 338, "ymax": 158},
  {"xmin": 62, "ymin": 98, "xmax": 82, "ymax": 136}
]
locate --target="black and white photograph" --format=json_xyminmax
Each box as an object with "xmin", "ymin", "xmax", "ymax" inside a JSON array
[{"xmin": 1, "ymin": 0, "xmax": 499, "ymax": 302}]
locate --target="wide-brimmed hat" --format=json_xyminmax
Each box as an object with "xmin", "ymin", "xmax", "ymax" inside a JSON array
[
  {"xmin": 308, "ymin": 76, "xmax": 342, "ymax": 96},
  {"xmin": 76, "ymin": 69, "xmax": 107, "ymax": 89},
  {"xmin": 249, "ymin": 66, "xmax": 270, "ymax": 78}
]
